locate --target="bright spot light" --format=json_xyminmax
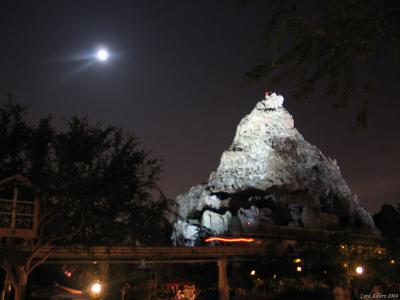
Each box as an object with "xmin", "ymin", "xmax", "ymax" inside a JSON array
[
  {"xmin": 250, "ymin": 270, "xmax": 256, "ymax": 276},
  {"xmin": 355, "ymin": 266, "xmax": 364, "ymax": 275},
  {"xmin": 296, "ymin": 266, "xmax": 302, "ymax": 272},
  {"xmin": 91, "ymin": 283, "xmax": 102, "ymax": 294},
  {"xmin": 390, "ymin": 259, "xmax": 395, "ymax": 265},
  {"xmin": 294, "ymin": 258, "xmax": 302, "ymax": 263},
  {"xmin": 96, "ymin": 49, "xmax": 108, "ymax": 61}
]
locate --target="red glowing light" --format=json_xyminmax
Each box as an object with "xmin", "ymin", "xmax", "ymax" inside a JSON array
[
  {"xmin": 205, "ymin": 237, "xmax": 255, "ymax": 243},
  {"xmin": 64, "ymin": 271, "xmax": 72, "ymax": 278}
]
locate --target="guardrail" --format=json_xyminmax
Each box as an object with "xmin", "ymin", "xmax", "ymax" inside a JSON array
[
  {"xmin": 35, "ymin": 245, "xmax": 267, "ymax": 263},
  {"xmin": 233, "ymin": 226, "xmax": 385, "ymax": 246}
]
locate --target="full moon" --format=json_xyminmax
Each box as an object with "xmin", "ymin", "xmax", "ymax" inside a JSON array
[{"xmin": 96, "ymin": 49, "xmax": 109, "ymax": 61}]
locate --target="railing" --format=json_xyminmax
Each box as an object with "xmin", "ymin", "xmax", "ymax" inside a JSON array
[
  {"xmin": 35, "ymin": 245, "xmax": 267, "ymax": 263},
  {"xmin": 0, "ymin": 195, "xmax": 39, "ymax": 239},
  {"xmin": 233, "ymin": 226, "xmax": 384, "ymax": 246}
]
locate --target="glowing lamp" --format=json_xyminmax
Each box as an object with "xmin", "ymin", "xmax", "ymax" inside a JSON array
[
  {"xmin": 355, "ymin": 266, "xmax": 364, "ymax": 275},
  {"xmin": 296, "ymin": 266, "xmax": 302, "ymax": 272},
  {"xmin": 250, "ymin": 270, "xmax": 256, "ymax": 276},
  {"xmin": 91, "ymin": 282, "xmax": 102, "ymax": 294}
]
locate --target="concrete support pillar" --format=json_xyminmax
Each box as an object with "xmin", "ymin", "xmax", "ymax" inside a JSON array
[{"xmin": 217, "ymin": 258, "xmax": 229, "ymax": 300}]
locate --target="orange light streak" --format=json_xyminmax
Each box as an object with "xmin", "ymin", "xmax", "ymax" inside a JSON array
[{"xmin": 205, "ymin": 237, "xmax": 255, "ymax": 243}]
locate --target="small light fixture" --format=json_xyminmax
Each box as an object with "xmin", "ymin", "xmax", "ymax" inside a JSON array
[
  {"xmin": 296, "ymin": 266, "xmax": 302, "ymax": 272},
  {"xmin": 250, "ymin": 270, "xmax": 256, "ymax": 276},
  {"xmin": 294, "ymin": 258, "xmax": 302, "ymax": 263},
  {"xmin": 390, "ymin": 259, "xmax": 395, "ymax": 265},
  {"xmin": 91, "ymin": 282, "xmax": 102, "ymax": 294},
  {"xmin": 355, "ymin": 266, "xmax": 364, "ymax": 275},
  {"xmin": 64, "ymin": 271, "xmax": 72, "ymax": 278}
]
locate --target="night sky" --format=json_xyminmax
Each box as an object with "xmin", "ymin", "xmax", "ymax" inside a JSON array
[{"xmin": 0, "ymin": 1, "xmax": 399, "ymax": 213}]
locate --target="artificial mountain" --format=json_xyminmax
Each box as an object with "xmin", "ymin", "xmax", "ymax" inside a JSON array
[{"xmin": 172, "ymin": 93, "xmax": 377, "ymax": 246}]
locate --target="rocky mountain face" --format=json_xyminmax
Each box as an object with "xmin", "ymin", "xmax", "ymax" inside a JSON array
[{"xmin": 171, "ymin": 93, "xmax": 377, "ymax": 246}]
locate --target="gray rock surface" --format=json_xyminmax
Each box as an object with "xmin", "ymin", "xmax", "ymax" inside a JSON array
[
  {"xmin": 201, "ymin": 210, "xmax": 232, "ymax": 234},
  {"xmin": 172, "ymin": 93, "xmax": 377, "ymax": 246}
]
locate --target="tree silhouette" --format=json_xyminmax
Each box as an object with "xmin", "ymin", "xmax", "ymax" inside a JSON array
[
  {"xmin": 246, "ymin": 0, "xmax": 400, "ymax": 126},
  {"xmin": 0, "ymin": 102, "xmax": 171, "ymax": 300}
]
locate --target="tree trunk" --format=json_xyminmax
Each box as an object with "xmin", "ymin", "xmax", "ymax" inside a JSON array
[
  {"xmin": 13, "ymin": 281, "xmax": 27, "ymax": 300},
  {"xmin": 9, "ymin": 268, "xmax": 28, "ymax": 300},
  {"xmin": 1, "ymin": 280, "xmax": 11, "ymax": 300}
]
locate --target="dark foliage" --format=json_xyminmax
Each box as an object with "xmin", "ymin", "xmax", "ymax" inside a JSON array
[
  {"xmin": 0, "ymin": 101, "xmax": 171, "ymax": 247},
  {"xmin": 373, "ymin": 204, "xmax": 400, "ymax": 237},
  {"xmin": 245, "ymin": 0, "xmax": 400, "ymax": 127}
]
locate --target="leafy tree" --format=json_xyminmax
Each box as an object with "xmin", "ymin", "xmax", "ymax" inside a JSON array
[
  {"xmin": 373, "ymin": 204, "xmax": 400, "ymax": 280},
  {"xmin": 373, "ymin": 204, "xmax": 400, "ymax": 237},
  {"xmin": 245, "ymin": 0, "xmax": 400, "ymax": 126},
  {"xmin": 0, "ymin": 102, "xmax": 171, "ymax": 300}
]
